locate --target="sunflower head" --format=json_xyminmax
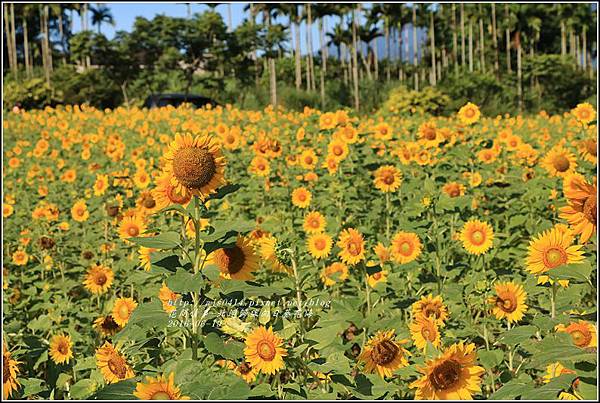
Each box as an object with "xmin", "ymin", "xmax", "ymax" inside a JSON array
[
  {"xmin": 207, "ymin": 236, "xmax": 259, "ymax": 281},
  {"xmin": 525, "ymin": 226, "xmax": 585, "ymax": 276},
  {"xmin": 357, "ymin": 330, "xmax": 410, "ymax": 378},
  {"xmin": 133, "ymin": 372, "xmax": 189, "ymax": 400},
  {"xmin": 96, "ymin": 342, "xmax": 135, "ymax": 384},
  {"xmin": 390, "ymin": 231, "xmax": 422, "ymax": 264},
  {"xmin": 244, "ymin": 326, "xmax": 288, "ymax": 375},
  {"xmin": 488, "ymin": 281, "xmax": 528, "ymax": 323},
  {"xmin": 556, "ymin": 321, "xmax": 597, "ymax": 348},
  {"xmin": 336, "ymin": 228, "xmax": 365, "ymax": 265},
  {"xmin": 307, "ymin": 233, "xmax": 333, "ymax": 260},
  {"xmin": 459, "ymin": 220, "xmax": 494, "ymax": 255},
  {"xmin": 412, "ymin": 295, "xmax": 449, "ymax": 326},
  {"xmin": 49, "ymin": 334, "xmax": 73, "ymax": 365}
]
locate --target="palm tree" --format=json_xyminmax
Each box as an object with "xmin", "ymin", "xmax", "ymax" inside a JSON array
[
  {"xmin": 313, "ymin": 3, "xmax": 335, "ymax": 107},
  {"xmin": 90, "ymin": 4, "xmax": 115, "ymax": 34}
]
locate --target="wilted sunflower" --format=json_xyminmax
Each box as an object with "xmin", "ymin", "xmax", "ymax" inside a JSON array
[
  {"xmin": 488, "ymin": 281, "xmax": 528, "ymax": 323},
  {"xmin": 357, "ymin": 330, "xmax": 410, "ymax": 378},
  {"xmin": 133, "ymin": 372, "xmax": 189, "ymax": 400},
  {"xmin": 71, "ymin": 199, "xmax": 90, "ymax": 222},
  {"xmin": 233, "ymin": 361, "xmax": 259, "ymax": 383},
  {"xmin": 152, "ymin": 171, "xmax": 192, "ymax": 209},
  {"xmin": 412, "ymin": 295, "xmax": 449, "ymax": 326},
  {"xmin": 207, "ymin": 236, "xmax": 259, "ymax": 281},
  {"xmin": 320, "ymin": 262, "xmax": 349, "ymax": 286},
  {"xmin": 410, "ymin": 315, "xmax": 442, "ymax": 351},
  {"xmin": 559, "ymin": 175, "xmax": 597, "ymax": 243},
  {"xmin": 96, "ymin": 342, "xmax": 134, "ymax": 384},
  {"xmin": 112, "ymin": 297, "xmax": 138, "ymax": 327},
  {"xmin": 556, "ymin": 321, "xmax": 597, "ymax": 348},
  {"xmin": 410, "ymin": 342, "xmax": 484, "ymax": 400},
  {"xmin": 3, "ymin": 343, "xmax": 21, "ymax": 399},
  {"xmin": 303, "ymin": 211, "xmax": 326, "ymax": 234},
  {"xmin": 83, "ymin": 264, "xmax": 114, "ymax": 295},
  {"xmin": 442, "ymin": 182, "xmax": 466, "ymax": 198},
  {"xmin": 525, "ymin": 226, "xmax": 585, "ymax": 276},
  {"xmin": 158, "ymin": 283, "xmax": 180, "ymax": 313},
  {"xmin": 291, "ymin": 187, "xmax": 312, "ymax": 209},
  {"xmin": 571, "ymin": 102, "xmax": 596, "ymax": 124},
  {"xmin": 93, "ymin": 315, "xmax": 122, "ymax": 337},
  {"xmin": 307, "ymin": 233, "xmax": 333, "ymax": 259},
  {"xmin": 244, "ymin": 326, "xmax": 287, "ymax": 375},
  {"xmin": 459, "ymin": 220, "xmax": 494, "ymax": 255},
  {"xmin": 457, "ymin": 102, "xmax": 481, "ymax": 125},
  {"xmin": 337, "ymin": 228, "xmax": 366, "ymax": 265},
  {"xmin": 49, "ymin": 334, "xmax": 73, "ymax": 365},
  {"xmin": 373, "ymin": 165, "xmax": 402, "ymax": 193},
  {"xmin": 118, "ymin": 214, "xmax": 147, "ymax": 240},
  {"xmin": 162, "ymin": 132, "xmax": 226, "ymax": 199},
  {"xmin": 390, "ymin": 231, "xmax": 422, "ymax": 264},
  {"xmin": 542, "ymin": 145, "xmax": 578, "ymax": 178}
]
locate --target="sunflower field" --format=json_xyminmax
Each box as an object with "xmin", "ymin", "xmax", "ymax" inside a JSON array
[{"xmin": 2, "ymin": 101, "xmax": 597, "ymax": 400}]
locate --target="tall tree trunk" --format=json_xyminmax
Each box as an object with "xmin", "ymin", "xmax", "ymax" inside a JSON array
[
  {"xmin": 250, "ymin": 5, "xmax": 259, "ymax": 88},
  {"xmin": 58, "ymin": 9, "xmax": 66, "ymax": 64},
  {"xmin": 492, "ymin": 3, "xmax": 499, "ymax": 73},
  {"xmin": 575, "ymin": 34, "xmax": 580, "ymax": 69},
  {"xmin": 452, "ymin": 4, "xmax": 458, "ymax": 73},
  {"xmin": 23, "ymin": 18, "xmax": 31, "ymax": 78},
  {"xmin": 10, "ymin": 3, "xmax": 18, "ymax": 76},
  {"xmin": 307, "ymin": 4, "xmax": 315, "ymax": 91},
  {"xmin": 412, "ymin": 5, "xmax": 418, "ymax": 91},
  {"xmin": 468, "ymin": 19, "xmax": 473, "ymax": 72},
  {"xmin": 479, "ymin": 17, "xmax": 485, "ymax": 73},
  {"xmin": 373, "ymin": 37, "xmax": 379, "ymax": 81},
  {"xmin": 342, "ymin": 42, "xmax": 348, "ymax": 85},
  {"xmin": 430, "ymin": 11, "xmax": 436, "ymax": 85},
  {"xmin": 516, "ymin": 31, "xmax": 522, "ymax": 112},
  {"xmin": 227, "ymin": 3, "xmax": 232, "ymax": 32},
  {"xmin": 45, "ymin": 6, "xmax": 52, "ymax": 74},
  {"xmin": 560, "ymin": 21, "xmax": 566, "ymax": 57},
  {"xmin": 505, "ymin": 4, "xmax": 511, "ymax": 73},
  {"xmin": 351, "ymin": 7, "xmax": 359, "ymax": 111},
  {"xmin": 460, "ymin": 4, "xmax": 466, "ymax": 67},
  {"xmin": 294, "ymin": 8, "xmax": 302, "ymax": 90},
  {"xmin": 319, "ymin": 17, "xmax": 325, "ymax": 108},
  {"xmin": 4, "ymin": 5, "xmax": 15, "ymax": 74},
  {"xmin": 265, "ymin": 10, "xmax": 277, "ymax": 107},
  {"xmin": 582, "ymin": 27, "xmax": 587, "ymax": 73},
  {"xmin": 385, "ymin": 17, "xmax": 390, "ymax": 82}
]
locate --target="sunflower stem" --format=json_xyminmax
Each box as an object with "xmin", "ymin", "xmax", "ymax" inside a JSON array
[
  {"xmin": 290, "ymin": 251, "xmax": 304, "ymax": 334},
  {"xmin": 550, "ymin": 281, "xmax": 557, "ymax": 319},
  {"xmin": 364, "ymin": 265, "xmax": 371, "ymax": 315},
  {"xmin": 385, "ymin": 192, "xmax": 391, "ymax": 240}
]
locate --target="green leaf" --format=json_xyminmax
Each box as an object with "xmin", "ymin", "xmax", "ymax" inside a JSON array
[
  {"xmin": 70, "ymin": 379, "xmax": 96, "ymax": 399},
  {"xmin": 521, "ymin": 374, "xmax": 577, "ymax": 400},
  {"xmin": 206, "ymin": 375, "xmax": 251, "ymax": 400},
  {"xmin": 88, "ymin": 379, "xmax": 137, "ymax": 400},
  {"xmin": 55, "ymin": 373, "xmax": 72, "ymax": 390},
  {"xmin": 498, "ymin": 325, "xmax": 537, "ymax": 345},
  {"xmin": 166, "ymin": 268, "xmax": 204, "ymax": 293},
  {"xmin": 129, "ymin": 231, "xmax": 181, "ymax": 249},
  {"xmin": 74, "ymin": 356, "xmax": 97, "ymax": 372},
  {"xmin": 549, "ymin": 262, "xmax": 593, "ymax": 283},
  {"xmin": 577, "ymin": 378, "xmax": 598, "ymax": 400},
  {"xmin": 249, "ymin": 383, "xmax": 275, "ymax": 398},
  {"xmin": 203, "ymin": 332, "xmax": 245, "ymax": 360},
  {"xmin": 527, "ymin": 333, "xmax": 597, "ymax": 367},
  {"xmin": 208, "ymin": 184, "xmax": 242, "ymax": 200},
  {"xmin": 477, "ymin": 349, "xmax": 504, "ymax": 369},
  {"xmin": 114, "ymin": 300, "xmax": 169, "ymax": 341},
  {"xmin": 489, "ymin": 378, "xmax": 531, "ymax": 400},
  {"xmin": 21, "ymin": 378, "xmax": 46, "ymax": 398}
]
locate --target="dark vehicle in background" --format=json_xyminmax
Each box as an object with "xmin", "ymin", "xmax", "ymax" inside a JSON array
[{"xmin": 142, "ymin": 94, "xmax": 219, "ymax": 109}]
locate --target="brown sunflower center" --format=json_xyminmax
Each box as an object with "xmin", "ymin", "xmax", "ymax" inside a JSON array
[
  {"xmin": 421, "ymin": 326, "xmax": 435, "ymax": 341},
  {"xmin": 430, "ymin": 359, "xmax": 462, "ymax": 391},
  {"xmin": 423, "ymin": 305, "xmax": 440, "ymax": 319},
  {"xmin": 58, "ymin": 341, "xmax": 69, "ymax": 355},
  {"xmin": 102, "ymin": 316, "xmax": 120, "ymax": 333},
  {"xmin": 226, "ymin": 134, "xmax": 235, "ymax": 144},
  {"xmin": 373, "ymin": 272, "xmax": 382, "ymax": 280},
  {"xmin": 310, "ymin": 218, "xmax": 320, "ymax": 228},
  {"xmin": 143, "ymin": 195, "xmax": 156, "ymax": 209},
  {"xmin": 465, "ymin": 108, "xmax": 475, "ymax": 118},
  {"xmin": 347, "ymin": 241, "xmax": 362, "ymax": 256},
  {"xmin": 371, "ymin": 339, "xmax": 399, "ymax": 365},
  {"xmin": 151, "ymin": 391, "xmax": 173, "ymax": 400},
  {"xmin": 217, "ymin": 246, "xmax": 246, "ymax": 275},
  {"xmin": 107, "ymin": 355, "xmax": 128, "ymax": 379},
  {"xmin": 128, "ymin": 226, "xmax": 139, "ymax": 237},
  {"xmin": 399, "ymin": 241, "xmax": 412, "ymax": 256},
  {"xmin": 495, "ymin": 292, "xmax": 517, "ymax": 313},
  {"xmin": 95, "ymin": 273, "xmax": 107, "ymax": 286},
  {"xmin": 315, "ymin": 238, "xmax": 327, "ymax": 250},
  {"xmin": 543, "ymin": 247, "xmax": 567, "ymax": 269},
  {"xmin": 552, "ymin": 155, "xmax": 570, "ymax": 172},
  {"xmin": 583, "ymin": 195, "xmax": 597, "ymax": 223},
  {"xmin": 257, "ymin": 340, "xmax": 276, "ymax": 361},
  {"xmin": 239, "ymin": 362, "xmax": 253, "ymax": 375},
  {"xmin": 382, "ymin": 173, "xmax": 395, "ymax": 185},
  {"xmin": 172, "ymin": 147, "xmax": 217, "ymax": 189},
  {"xmin": 424, "ymin": 128, "xmax": 437, "ymax": 140},
  {"xmin": 333, "ymin": 145, "xmax": 343, "ymax": 156},
  {"xmin": 3, "ymin": 354, "xmax": 10, "ymax": 383},
  {"xmin": 584, "ymin": 140, "xmax": 597, "ymax": 156},
  {"xmin": 570, "ymin": 329, "xmax": 592, "ymax": 347},
  {"xmin": 470, "ymin": 230, "xmax": 485, "ymax": 245}
]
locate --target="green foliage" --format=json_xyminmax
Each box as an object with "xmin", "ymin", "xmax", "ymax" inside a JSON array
[
  {"xmin": 380, "ymin": 85, "xmax": 450, "ymax": 117},
  {"xmin": 3, "ymin": 74, "xmax": 63, "ymax": 110}
]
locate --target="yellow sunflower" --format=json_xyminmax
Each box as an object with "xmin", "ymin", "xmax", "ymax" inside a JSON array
[
  {"xmin": 543, "ymin": 362, "xmax": 577, "ymax": 384},
  {"xmin": 373, "ymin": 165, "xmax": 402, "ymax": 193},
  {"xmin": 299, "ymin": 149, "xmax": 318, "ymax": 170},
  {"xmin": 372, "ymin": 122, "xmax": 393, "ymax": 141},
  {"xmin": 319, "ymin": 112, "xmax": 337, "ymax": 130},
  {"xmin": 96, "ymin": 342, "xmax": 135, "ymax": 384},
  {"xmin": 410, "ymin": 315, "xmax": 442, "ymax": 351},
  {"xmin": 291, "ymin": 187, "xmax": 312, "ymax": 209},
  {"xmin": 320, "ymin": 262, "xmax": 349, "ymax": 286},
  {"xmin": 49, "ymin": 334, "xmax": 73, "ymax": 365},
  {"xmin": 559, "ymin": 175, "xmax": 596, "ymax": 243},
  {"xmin": 488, "ymin": 281, "xmax": 528, "ymax": 323},
  {"xmin": 337, "ymin": 125, "xmax": 359, "ymax": 144},
  {"xmin": 71, "ymin": 199, "xmax": 90, "ymax": 222},
  {"xmin": 443, "ymin": 182, "xmax": 466, "ymax": 198},
  {"xmin": 412, "ymin": 295, "xmax": 449, "ymax": 326},
  {"xmin": 161, "ymin": 132, "xmax": 227, "ymax": 199},
  {"xmin": 556, "ymin": 321, "xmax": 597, "ymax": 348},
  {"xmin": 152, "ymin": 171, "xmax": 192, "ymax": 209},
  {"xmin": 357, "ymin": 330, "xmax": 410, "ymax": 378},
  {"xmin": 256, "ymin": 235, "xmax": 291, "ymax": 274},
  {"xmin": 410, "ymin": 342, "xmax": 485, "ymax": 400},
  {"xmin": 373, "ymin": 242, "xmax": 391, "ymax": 264},
  {"xmin": 525, "ymin": 226, "xmax": 585, "ymax": 276},
  {"xmin": 93, "ymin": 174, "xmax": 109, "ymax": 196},
  {"xmin": 367, "ymin": 268, "xmax": 388, "ymax": 288},
  {"xmin": 306, "ymin": 233, "xmax": 333, "ymax": 260},
  {"xmin": 577, "ymin": 138, "xmax": 597, "ymax": 164},
  {"xmin": 303, "ymin": 211, "xmax": 326, "ymax": 234},
  {"xmin": 112, "ymin": 297, "xmax": 138, "ymax": 327},
  {"xmin": 244, "ymin": 326, "xmax": 288, "ymax": 375},
  {"xmin": 12, "ymin": 249, "xmax": 29, "ymax": 266},
  {"xmin": 542, "ymin": 145, "xmax": 578, "ymax": 178},
  {"xmin": 390, "ymin": 231, "xmax": 422, "ymax": 264},
  {"xmin": 3, "ymin": 343, "xmax": 21, "ymax": 399},
  {"xmin": 93, "ymin": 315, "xmax": 122, "ymax": 337},
  {"xmin": 571, "ymin": 102, "xmax": 596, "ymax": 124},
  {"xmin": 158, "ymin": 283, "xmax": 180, "ymax": 313},
  {"xmin": 83, "ymin": 263, "xmax": 114, "ymax": 295},
  {"xmin": 457, "ymin": 102, "xmax": 481, "ymax": 125},
  {"xmin": 133, "ymin": 372, "xmax": 190, "ymax": 400},
  {"xmin": 459, "ymin": 220, "xmax": 494, "ymax": 255},
  {"xmin": 248, "ymin": 156, "xmax": 271, "ymax": 177},
  {"xmin": 337, "ymin": 228, "xmax": 366, "ymax": 265},
  {"xmin": 418, "ymin": 121, "xmax": 443, "ymax": 148},
  {"xmin": 327, "ymin": 138, "xmax": 349, "ymax": 161},
  {"xmin": 207, "ymin": 236, "xmax": 259, "ymax": 281},
  {"xmin": 139, "ymin": 246, "xmax": 157, "ymax": 271},
  {"xmin": 118, "ymin": 214, "xmax": 147, "ymax": 240}
]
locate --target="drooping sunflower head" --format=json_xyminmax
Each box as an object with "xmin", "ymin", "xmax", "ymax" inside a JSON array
[
  {"xmin": 162, "ymin": 133, "xmax": 226, "ymax": 200},
  {"xmin": 256, "ymin": 235, "xmax": 291, "ymax": 274},
  {"xmin": 357, "ymin": 330, "xmax": 410, "ymax": 378},
  {"xmin": 390, "ymin": 231, "xmax": 422, "ymax": 264},
  {"xmin": 412, "ymin": 295, "xmax": 449, "ymax": 326},
  {"xmin": 303, "ymin": 211, "xmax": 326, "ymax": 234},
  {"xmin": 320, "ymin": 262, "xmax": 349, "ymax": 286},
  {"xmin": 3, "ymin": 343, "xmax": 21, "ymax": 399},
  {"xmin": 244, "ymin": 326, "xmax": 288, "ymax": 375},
  {"xmin": 578, "ymin": 137, "xmax": 597, "ymax": 164},
  {"xmin": 367, "ymin": 267, "xmax": 388, "ymax": 288},
  {"xmin": 543, "ymin": 362, "xmax": 577, "ymax": 384},
  {"xmin": 459, "ymin": 220, "xmax": 494, "ymax": 255},
  {"xmin": 207, "ymin": 236, "xmax": 259, "ymax": 281},
  {"xmin": 133, "ymin": 372, "xmax": 190, "ymax": 400},
  {"xmin": 457, "ymin": 102, "xmax": 481, "ymax": 125},
  {"xmin": 95, "ymin": 342, "xmax": 135, "ymax": 384},
  {"xmin": 158, "ymin": 282, "xmax": 180, "ymax": 313},
  {"xmin": 373, "ymin": 165, "xmax": 402, "ymax": 193},
  {"xmin": 49, "ymin": 334, "xmax": 73, "ymax": 365},
  {"xmin": 556, "ymin": 321, "xmax": 597, "ymax": 348},
  {"xmin": 138, "ymin": 246, "xmax": 157, "ymax": 272},
  {"xmin": 525, "ymin": 226, "xmax": 585, "ymax": 276},
  {"xmin": 307, "ymin": 233, "xmax": 333, "ymax": 260},
  {"xmin": 488, "ymin": 281, "xmax": 528, "ymax": 324},
  {"xmin": 336, "ymin": 228, "xmax": 366, "ymax": 265},
  {"xmin": 83, "ymin": 264, "xmax": 114, "ymax": 295},
  {"xmin": 559, "ymin": 175, "xmax": 597, "ymax": 243},
  {"xmin": 410, "ymin": 315, "xmax": 442, "ymax": 351},
  {"xmin": 112, "ymin": 297, "xmax": 138, "ymax": 327},
  {"xmin": 233, "ymin": 360, "xmax": 259, "ymax": 383},
  {"xmin": 291, "ymin": 187, "xmax": 312, "ymax": 209},
  {"xmin": 93, "ymin": 315, "xmax": 122, "ymax": 337},
  {"xmin": 373, "ymin": 242, "xmax": 391, "ymax": 264},
  {"xmin": 542, "ymin": 145, "xmax": 578, "ymax": 178},
  {"xmin": 410, "ymin": 342, "xmax": 485, "ymax": 400}
]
